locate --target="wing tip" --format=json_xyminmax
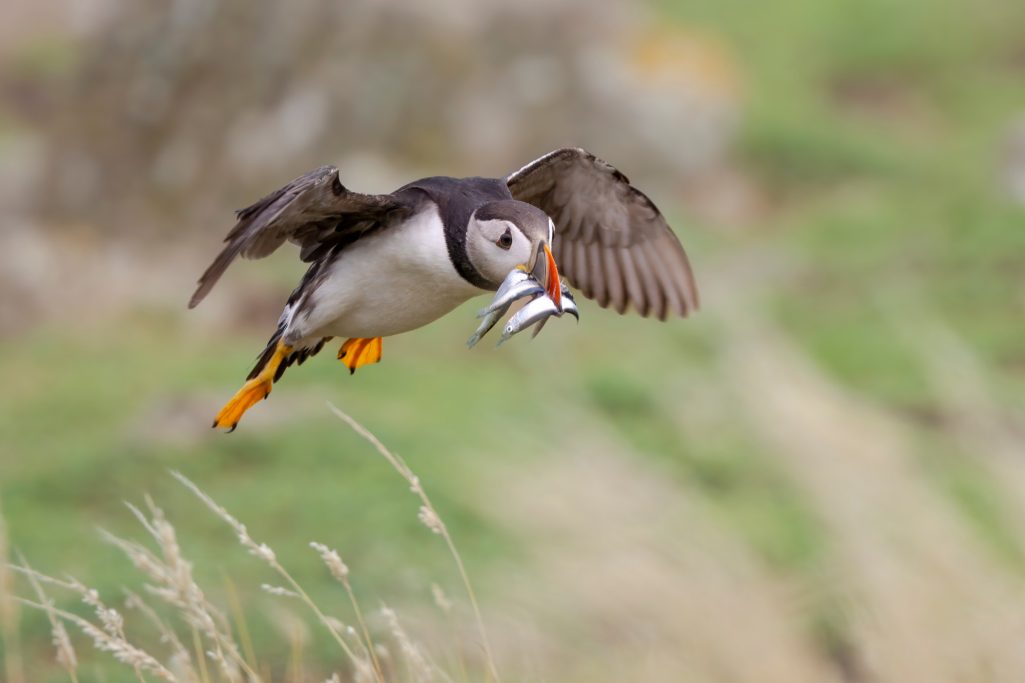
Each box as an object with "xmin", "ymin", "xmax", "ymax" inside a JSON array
[{"xmin": 188, "ymin": 281, "xmax": 211, "ymax": 309}]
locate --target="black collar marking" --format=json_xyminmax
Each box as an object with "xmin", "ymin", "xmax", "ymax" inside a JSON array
[{"xmin": 395, "ymin": 176, "xmax": 513, "ymax": 290}]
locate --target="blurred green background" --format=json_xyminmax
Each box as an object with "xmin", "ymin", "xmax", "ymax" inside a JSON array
[{"xmin": 2, "ymin": 0, "xmax": 1025, "ymax": 681}]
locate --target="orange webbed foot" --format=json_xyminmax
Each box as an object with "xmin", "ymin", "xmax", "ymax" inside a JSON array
[
  {"xmin": 212, "ymin": 342, "xmax": 291, "ymax": 432},
  {"xmin": 338, "ymin": 337, "xmax": 383, "ymax": 374},
  {"xmin": 212, "ymin": 377, "xmax": 272, "ymax": 432}
]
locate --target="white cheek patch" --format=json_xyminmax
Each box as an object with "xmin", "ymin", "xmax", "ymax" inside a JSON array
[
  {"xmin": 478, "ymin": 219, "xmax": 516, "ymax": 243},
  {"xmin": 511, "ymin": 229, "xmax": 532, "ymax": 264}
]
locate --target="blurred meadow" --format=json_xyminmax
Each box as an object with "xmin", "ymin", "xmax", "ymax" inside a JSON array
[{"xmin": 2, "ymin": 0, "xmax": 1025, "ymax": 680}]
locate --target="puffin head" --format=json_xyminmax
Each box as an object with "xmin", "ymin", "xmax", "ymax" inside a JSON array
[{"xmin": 466, "ymin": 199, "xmax": 562, "ymax": 307}]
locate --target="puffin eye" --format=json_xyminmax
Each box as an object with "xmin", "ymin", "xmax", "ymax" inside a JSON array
[{"xmin": 497, "ymin": 229, "xmax": 513, "ymax": 250}]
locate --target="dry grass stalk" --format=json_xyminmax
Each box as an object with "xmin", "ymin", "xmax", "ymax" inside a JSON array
[
  {"xmin": 261, "ymin": 584, "xmax": 301, "ymax": 599},
  {"xmin": 123, "ymin": 589, "xmax": 200, "ymax": 683},
  {"xmin": 429, "ymin": 585, "xmax": 451, "ymax": 615},
  {"xmin": 190, "ymin": 625, "xmax": 213, "ymax": 683},
  {"xmin": 170, "ymin": 471, "xmax": 376, "ymax": 677},
  {"xmin": 61, "ymin": 574, "xmax": 148, "ymax": 683},
  {"xmin": 102, "ymin": 497, "xmax": 255, "ymax": 682},
  {"xmin": 427, "ymin": 584, "xmax": 467, "ymax": 683},
  {"xmin": 6, "ymin": 419, "xmax": 479, "ymax": 683},
  {"xmin": 0, "ymin": 499, "xmax": 25, "ymax": 683},
  {"xmin": 222, "ymin": 575, "xmax": 260, "ymax": 676},
  {"xmin": 15, "ymin": 562, "xmax": 179, "ymax": 681},
  {"xmin": 17, "ymin": 594, "xmax": 176, "ymax": 681},
  {"xmin": 15, "ymin": 559, "xmax": 79, "ymax": 682},
  {"xmin": 380, "ymin": 606, "xmax": 433, "ymax": 683},
  {"xmin": 310, "ymin": 541, "xmax": 385, "ymax": 682},
  {"xmin": 328, "ymin": 403, "xmax": 501, "ymax": 683}
]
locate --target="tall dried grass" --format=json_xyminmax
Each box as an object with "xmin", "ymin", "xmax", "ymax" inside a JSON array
[
  {"xmin": 2, "ymin": 407, "xmax": 497, "ymax": 683},
  {"xmin": 5, "ymin": 302, "xmax": 1025, "ymax": 682},
  {"xmin": 0, "ymin": 496, "xmax": 25, "ymax": 683}
]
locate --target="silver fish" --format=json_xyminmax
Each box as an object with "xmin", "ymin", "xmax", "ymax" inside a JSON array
[
  {"xmin": 467, "ymin": 306, "xmax": 506, "ymax": 348},
  {"xmin": 478, "ymin": 269, "xmax": 544, "ymax": 318},
  {"xmin": 497, "ymin": 295, "xmax": 560, "ymax": 346},
  {"xmin": 468, "ymin": 271, "xmax": 582, "ymax": 347},
  {"xmin": 559, "ymin": 287, "xmax": 579, "ymax": 320},
  {"xmin": 468, "ymin": 268, "xmax": 547, "ymax": 346},
  {"xmin": 528, "ymin": 286, "xmax": 579, "ymax": 338},
  {"xmin": 529, "ymin": 316, "xmax": 549, "ymax": 339}
]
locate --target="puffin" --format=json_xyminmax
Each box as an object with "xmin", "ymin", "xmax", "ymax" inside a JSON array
[{"xmin": 190, "ymin": 147, "xmax": 699, "ymax": 431}]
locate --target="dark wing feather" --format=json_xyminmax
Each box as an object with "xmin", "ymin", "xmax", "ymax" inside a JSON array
[
  {"xmin": 189, "ymin": 165, "xmax": 410, "ymax": 308},
  {"xmin": 506, "ymin": 148, "xmax": 698, "ymax": 320}
]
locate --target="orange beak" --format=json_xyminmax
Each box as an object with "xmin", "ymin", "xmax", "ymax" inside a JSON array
[{"xmin": 542, "ymin": 242, "xmax": 562, "ymax": 310}]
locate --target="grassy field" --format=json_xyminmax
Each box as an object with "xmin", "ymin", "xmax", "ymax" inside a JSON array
[{"xmin": 3, "ymin": 0, "xmax": 1025, "ymax": 681}]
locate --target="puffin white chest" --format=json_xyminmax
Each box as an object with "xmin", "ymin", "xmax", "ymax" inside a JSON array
[{"xmin": 296, "ymin": 204, "xmax": 484, "ymax": 340}]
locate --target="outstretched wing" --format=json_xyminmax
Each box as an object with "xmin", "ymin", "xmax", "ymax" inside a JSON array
[
  {"xmin": 189, "ymin": 165, "xmax": 410, "ymax": 308},
  {"xmin": 506, "ymin": 148, "xmax": 698, "ymax": 320}
]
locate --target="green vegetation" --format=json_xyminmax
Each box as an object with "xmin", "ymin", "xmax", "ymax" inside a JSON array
[{"xmin": 3, "ymin": 0, "xmax": 1024, "ymax": 679}]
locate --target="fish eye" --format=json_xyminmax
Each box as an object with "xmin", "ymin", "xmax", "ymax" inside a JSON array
[{"xmin": 497, "ymin": 229, "xmax": 513, "ymax": 250}]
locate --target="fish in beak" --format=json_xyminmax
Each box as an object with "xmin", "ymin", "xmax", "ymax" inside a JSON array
[
  {"xmin": 498, "ymin": 295, "xmax": 560, "ymax": 346},
  {"xmin": 530, "ymin": 240, "xmax": 562, "ymax": 310},
  {"xmin": 479, "ymin": 268, "xmax": 545, "ymax": 317},
  {"xmin": 467, "ymin": 243, "xmax": 576, "ymax": 347}
]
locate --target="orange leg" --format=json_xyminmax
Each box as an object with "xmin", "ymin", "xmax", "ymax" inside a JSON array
[
  {"xmin": 338, "ymin": 337, "xmax": 383, "ymax": 374},
  {"xmin": 213, "ymin": 342, "xmax": 292, "ymax": 432}
]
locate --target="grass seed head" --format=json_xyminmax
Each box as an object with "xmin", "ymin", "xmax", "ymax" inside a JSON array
[
  {"xmin": 417, "ymin": 507, "xmax": 444, "ymax": 535},
  {"xmin": 310, "ymin": 542, "xmax": 350, "ymax": 581}
]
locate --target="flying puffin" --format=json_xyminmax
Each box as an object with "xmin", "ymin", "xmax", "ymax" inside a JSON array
[{"xmin": 190, "ymin": 147, "xmax": 699, "ymax": 431}]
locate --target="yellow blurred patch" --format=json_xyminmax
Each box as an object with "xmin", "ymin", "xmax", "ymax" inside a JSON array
[{"xmin": 629, "ymin": 26, "xmax": 742, "ymax": 102}]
